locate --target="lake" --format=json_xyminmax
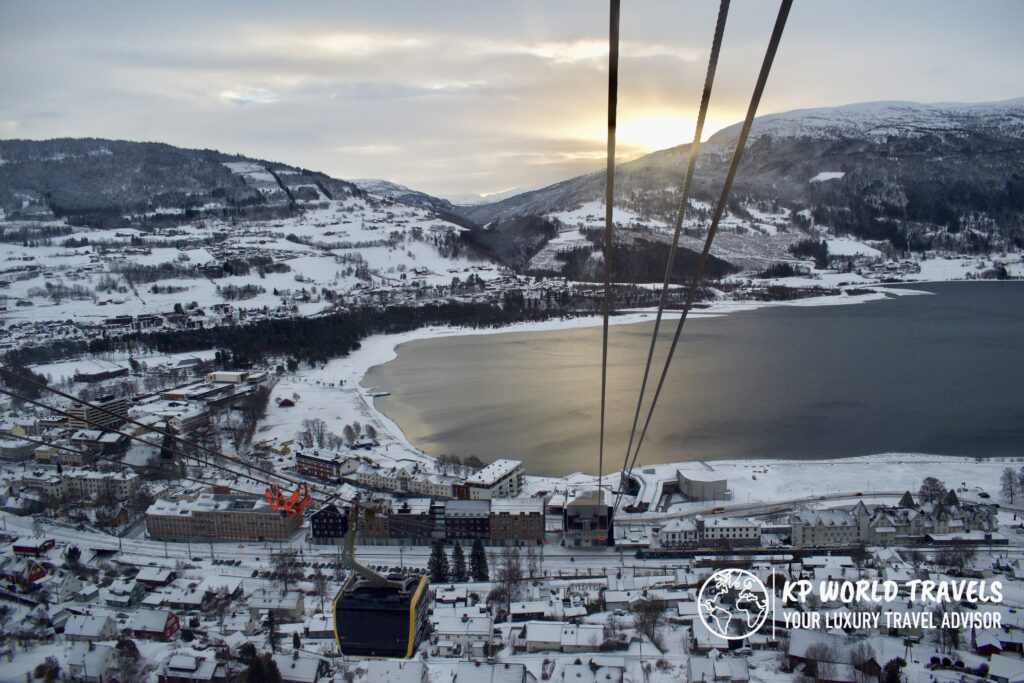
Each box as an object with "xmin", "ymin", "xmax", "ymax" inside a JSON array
[{"xmin": 364, "ymin": 282, "xmax": 1024, "ymax": 476}]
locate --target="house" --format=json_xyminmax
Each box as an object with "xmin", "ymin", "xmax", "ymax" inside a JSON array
[
  {"xmin": 36, "ymin": 569, "xmax": 83, "ymax": 602},
  {"xmin": 514, "ymin": 621, "xmax": 604, "ymax": 653},
  {"xmin": 0, "ymin": 555, "xmax": 48, "ymax": 588},
  {"xmin": 304, "ymin": 613, "xmax": 335, "ymax": 640},
  {"xmin": 12, "ymin": 538, "xmax": 55, "ymax": 556},
  {"xmin": 102, "ymin": 578, "xmax": 146, "ymax": 608},
  {"xmin": 990, "ymin": 654, "xmax": 1024, "ymax": 683},
  {"xmin": 689, "ymin": 656, "xmax": 750, "ymax": 683},
  {"xmin": 130, "ymin": 608, "xmax": 181, "ymax": 641},
  {"xmin": 249, "ymin": 589, "xmax": 305, "ymax": 622},
  {"xmin": 454, "ymin": 661, "xmax": 535, "ymax": 683},
  {"xmin": 433, "ymin": 614, "xmax": 494, "ymax": 655},
  {"xmin": 158, "ymin": 654, "xmax": 227, "ymax": 683},
  {"xmin": 272, "ymin": 653, "xmax": 331, "ymax": 683},
  {"xmin": 64, "ymin": 614, "xmax": 118, "ymax": 641},
  {"xmin": 67, "ymin": 643, "xmax": 116, "ymax": 683},
  {"xmin": 788, "ymin": 631, "xmax": 878, "ymax": 682},
  {"xmin": 135, "ymin": 566, "xmax": 178, "ymax": 587},
  {"xmin": 356, "ymin": 660, "xmax": 429, "ymax": 683}
]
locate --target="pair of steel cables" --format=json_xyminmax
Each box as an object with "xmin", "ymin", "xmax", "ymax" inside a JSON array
[{"xmin": 595, "ymin": 0, "xmax": 794, "ymax": 520}]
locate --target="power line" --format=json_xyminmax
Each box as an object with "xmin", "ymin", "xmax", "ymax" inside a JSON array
[
  {"xmin": 616, "ymin": 0, "xmax": 731, "ymax": 518},
  {"xmin": 619, "ymin": 0, "xmax": 794, "ymax": 490},
  {"xmin": 597, "ymin": 0, "xmax": 622, "ymax": 498},
  {"xmin": 0, "ymin": 368, "xmax": 317, "ymax": 496},
  {"xmin": 0, "ymin": 384, "xmax": 321, "ymax": 503},
  {"xmin": 0, "ymin": 428, "xmax": 272, "ymax": 501}
]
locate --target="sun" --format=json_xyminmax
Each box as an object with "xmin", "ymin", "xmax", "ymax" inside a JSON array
[{"xmin": 616, "ymin": 113, "xmax": 731, "ymax": 154}]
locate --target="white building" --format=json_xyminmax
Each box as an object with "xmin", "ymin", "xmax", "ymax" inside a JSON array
[
  {"xmin": 790, "ymin": 509, "xmax": 859, "ymax": 547},
  {"xmin": 463, "ymin": 459, "xmax": 524, "ymax": 499}
]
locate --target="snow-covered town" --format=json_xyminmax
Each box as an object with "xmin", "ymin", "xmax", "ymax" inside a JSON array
[
  {"xmin": 3, "ymin": 2, "xmax": 1024, "ymax": 682},
  {"xmin": 2, "ymin": 305, "xmax": 1024, "ymax": 682}
]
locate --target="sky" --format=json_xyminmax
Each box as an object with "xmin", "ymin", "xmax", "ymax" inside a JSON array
[{"xmin": 1, "ymin": 1, "xmax": 1022, "ymax": 200}]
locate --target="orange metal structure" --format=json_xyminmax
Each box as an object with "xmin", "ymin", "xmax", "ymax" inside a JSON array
[{"xmin": 264, "ymin": 484, "xmax": 312, "ymax": 516}]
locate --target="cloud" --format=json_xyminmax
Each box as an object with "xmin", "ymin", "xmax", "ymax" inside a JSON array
[
  {"xmin": 335, "ymin": 144, "xmax": 402, "ymax": 155},
  {"xmin": 219, "ymin": 88, "xmax": 279, "ymax": 105}
]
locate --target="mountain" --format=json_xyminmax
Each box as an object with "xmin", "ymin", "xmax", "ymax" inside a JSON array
[
  {"xmin": 352, "ymin": 179, "xmax": 457, "ymax": 214},
  {"xmin": 0, "ymin": 138, "xmax": 361, "ymax": 226},
  {"xmin": 454, "ymin": 99, "xmax": 1024, "ymax": 258}
]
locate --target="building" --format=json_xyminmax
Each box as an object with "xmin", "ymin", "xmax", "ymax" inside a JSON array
[
  {"xmin": 0, "ymin": 438, "xmax": 36, "ymax": 462},
  {"xmin": 158, "ymin": 654, "xmax": 227, "ymax": 683},
  {"xmin": 389, "ymin": 498, "xmax": 435, "ymax": 545},
  {"xmin": 135, "ymin": 566, "xmax": 178, "ymax": 587},
  {"xmin": 658, "ymin": 518, "xmax": 700, "ymax": 547},
  {"xmin": 0, "ymin": 555, "xmax": 48, "ymax": 587},
  {"xmin": 676, "ymin": 467, "xmax": 729, "ymax": 501},
  {"xmin": 63, "ymin": 468, "xmax": 141, "ymax": 500},
  {"xmin": 513, "ymin": 621, "xmax": 605, "ymax": 653},
  {"xmin": 352, "ymin": 462, "xmax": 457, "ymax": 499},
  {"xmin": 444, "ymin": 499, "xmax": 491, "ymax": 541},
  {"xmin": 309, "ymin": 503, "xmax": 348, "ymax": 544},
  {"xmin": 68, "ymin": 643, "xmax": 117, "ymax": 683},
  {"xmin": 454, "ymin": 662, "xmax": 533, "ymax": 683},
  {"xmin": 146, "ymin": 493, "xmax": 302, "ymax": 542},
  {"xmin": 207, "ymin": 371, "xmax": 249, "ymax": 384},
  {"xmin": 64, "ymin": 614, "xmax": 118, "ymax": 641},
  {"xmin": 249, "ymin": 589, "xmax": 306, "ymax": 622},
  {"xmin": 790, "ymin": 509, "xmax": 859, "ymax": 547},
  {"xmin": 140, "ymin": 401, "xmax": 210, "ymax": 434},
  {"xmin": 698, "ymin": 517, "xmax": 761, "ymax": 547},
  {"xmin": 272, "ymin": 654, "xmax": 331, "ymax": 683},
  {"xmin": 460, "ymin": 459, "xmax": 524, "ymax": 499},
  {"xmin": 130, "ymin": 608, "xmax": 181, "ymax": 641},
  {"xmin": 564, "ymin": 489, "xmax": 613, "ymax": 547},
  {"xmin": 67, "ymin": 394, "xmax": 129, "ymax": 430},
  {"xmin": 296, "ymin": 449, "xmax": 358, "ymax": 481},
  {"xmin": 358, "ymin": 661, "xmax": 430, "ymax": 683},
  {"xmin": 789, "ymin": 493, "xmax": 998, "ymax": 547},
  {"xmin": 489, "ymin": 498, "xmax": 545, "ymax": 545}
]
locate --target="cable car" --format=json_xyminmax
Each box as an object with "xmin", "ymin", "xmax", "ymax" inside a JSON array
[
  {"xmin": 333, "ymin": 573, "xmax": 429, "ymax": 658},
  {"xmin": 332, "ymin": 504, "xmax": 431, "ymax": 658}
]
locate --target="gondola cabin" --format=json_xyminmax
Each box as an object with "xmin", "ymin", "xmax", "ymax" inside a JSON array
[{"xmin": 333, "ymin": 574, "xmax": 430, "ymax": 658}]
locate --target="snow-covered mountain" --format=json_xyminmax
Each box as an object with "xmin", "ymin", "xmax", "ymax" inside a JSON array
[
  {"xmin": 453, "ymin": 98, "xmax": 1024, "ymax": 264},
  {"xmin": 711, "ymin": 98, "xmax": 1024, "ymax": 144}
]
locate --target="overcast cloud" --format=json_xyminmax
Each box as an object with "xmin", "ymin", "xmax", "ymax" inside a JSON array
[{"xmin": 1, "ymin": 1, "xmax": 1021, "ymax": 198}]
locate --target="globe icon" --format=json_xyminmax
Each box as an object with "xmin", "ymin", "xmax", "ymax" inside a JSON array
[{"xmin": 697, "ymin": 568, "xmax": 770, "ymax": 640}]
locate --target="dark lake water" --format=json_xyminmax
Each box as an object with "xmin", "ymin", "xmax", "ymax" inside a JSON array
[{"xmin": 364, "ymin": 282, "xmax": 1024, "ymax": 476}]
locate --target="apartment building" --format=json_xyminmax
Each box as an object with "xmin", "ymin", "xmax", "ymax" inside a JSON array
[
  {"xmin": 146, "ymin": 493, "xmax": 302, "ymax": 542},
  {"xmin": 489, "ymin": 498, "xmax": 545, "ymax": 545},
  {"xmin": 67, "ymin": 394, "xmax": 129, "ymax": 430},
  {"xmin": 295, "ymin": 449, "xmax": 359, "ymax": 482},
  {"xmin": 459, "ymin": 459, "xmax": 524, "ymax": 500}
]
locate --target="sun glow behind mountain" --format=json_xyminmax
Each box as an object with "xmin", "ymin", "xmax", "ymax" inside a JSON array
[{"xmin": 616, "ymin": 113, "xmax": 735, "ymax": 154}]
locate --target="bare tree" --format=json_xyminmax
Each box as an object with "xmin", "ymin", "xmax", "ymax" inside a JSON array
[
  {"xmin": 272, "ymin": 550, "xmax": 303, "ymax": 593},
  {"xmin": 804, "ymin": 643, "xmax": 839, "ymax": 681},
  {"xmin": 937, "ymin": 546, "xmax": 976, "ymax": 574},
  {"xmin": 1002, "ymin": 467, "xmax": 1018, "ymax": 503},
  {"xmin": 313, "ymin": 568, "xmax": 330, "ymax": 614},
  {"xmin": 298, "ymin": 418, "xmax": 328, "ymax": 449},
  {"xmin": 632, "ymin": 599, "xmax": 666, "ymax": 650},
  {"xmin": 490, "ymin": 548, "xmax": 524, "ymax": 619}
]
